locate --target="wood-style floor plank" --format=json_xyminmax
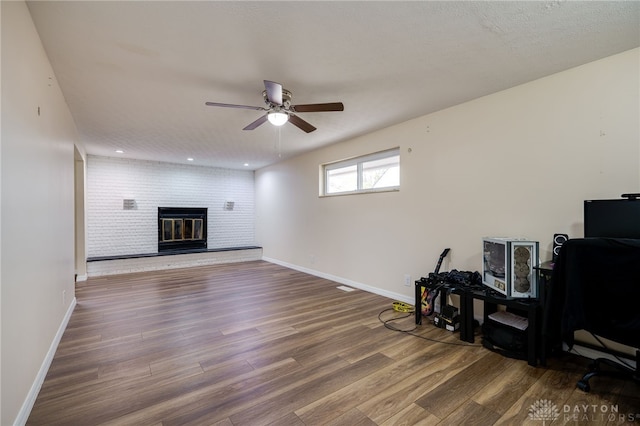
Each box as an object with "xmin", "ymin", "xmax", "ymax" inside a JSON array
[{"xmin": 27, "ymin": 261, "xmax": 639, "ymax": 425}]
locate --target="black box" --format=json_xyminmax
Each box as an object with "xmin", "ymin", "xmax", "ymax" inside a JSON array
[{"xmin": 433, "ymin": 305, "xmax": 460, "ymax": 331}]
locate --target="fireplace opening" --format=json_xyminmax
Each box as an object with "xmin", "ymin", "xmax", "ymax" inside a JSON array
[{"xmin": 158, "ymin": 207, "xmax": 207, "ymax": 252}]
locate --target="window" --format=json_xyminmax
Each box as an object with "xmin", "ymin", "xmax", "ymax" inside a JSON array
[{"xmin": 322, "ymin": 148, "xmax": 400, "ymax": 196}]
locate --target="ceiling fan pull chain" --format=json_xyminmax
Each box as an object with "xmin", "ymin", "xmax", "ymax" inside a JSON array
[{"xmin": 277, "ymin": 126, "xmax": 282, "ymax": 158}]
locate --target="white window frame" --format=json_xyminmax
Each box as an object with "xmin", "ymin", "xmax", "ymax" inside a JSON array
[{"xmin": 321, "ymin": 147, "xmax": 400, "ymax": 196}]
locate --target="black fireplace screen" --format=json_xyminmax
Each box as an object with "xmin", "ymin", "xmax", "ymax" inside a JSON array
[{"xmin": 158, "ymin": 207, "xmax": 207, "ymax": 252}]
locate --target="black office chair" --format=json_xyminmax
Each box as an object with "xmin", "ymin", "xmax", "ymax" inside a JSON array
[
  {"xmin": 545, "ymin": 238, "xmax": 640, "ymax": 392},
  {"xmin": 576, "ymin": 342, "xmax": 639, "ymax": 392}
]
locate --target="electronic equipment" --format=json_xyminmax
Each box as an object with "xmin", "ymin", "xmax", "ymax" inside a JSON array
[
  {"xmin": 482, "ymin": 238, "xmax": 539, "ymax": 298},
  {"xmin": 552, "ymin": 233, "xmax": 568, "ymax": 262},
  {"xmin": 584, "ymin": 196, "xmax": 640, "ymax": 239},
  {"xmin": 433, "ymin": 305, "xmax": 460, "ymax": 331},
  {"xmin": 482, "ymin": 318, "xmax": 527, "ymax": 359}
]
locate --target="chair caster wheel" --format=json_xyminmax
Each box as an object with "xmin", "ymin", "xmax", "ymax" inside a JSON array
[{"xmin": 577, "ymin": 380, "xmax": 590, "ymax": 392}]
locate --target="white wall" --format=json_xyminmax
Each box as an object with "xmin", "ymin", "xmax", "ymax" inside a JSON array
[
  {"xmin": 74, "ymin": 147, "xmax": 87, "ymax": 280},
  {"xmin": 256, "ymin": 48, "xmax": 640, "ymax": 303},
  {"xmin": 86, "ymin": 155, "xmax": 256, "ymax": 257},
  {"xmin": 0, "ymin": 3, "xmax": 3, "ymax": 422},
  {"xmin": 1, "ymin": 2, "xmax": 78, "ymax": 424}
]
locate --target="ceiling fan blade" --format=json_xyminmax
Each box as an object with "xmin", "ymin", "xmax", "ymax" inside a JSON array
[
  {"xmin": 263, "ymin": 80, "xmax": 283, "ymax": 106},
  {"xmin": 243, "ymin": 114, "xmax": 269, "ymax": 130},
  {"xmin": 288, "ymin": 114, "xmax": 317, "ymax": 133},
  {"xmin": 291, "ymin": 102, "xmax": 344, "ymax": 113},
  {"xmin": 205, "ymin": 102, "xmax": 265, "ymax": 111}
]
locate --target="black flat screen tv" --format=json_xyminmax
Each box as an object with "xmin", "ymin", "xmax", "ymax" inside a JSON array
[{"xmin": 584, "ymin": 198, "xmax": 640, "ymax": 239}]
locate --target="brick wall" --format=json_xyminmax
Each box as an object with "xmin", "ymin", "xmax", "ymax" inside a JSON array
[{"xmin": 87, "ymin": 155, "xmax": 255, "ymax": 257}]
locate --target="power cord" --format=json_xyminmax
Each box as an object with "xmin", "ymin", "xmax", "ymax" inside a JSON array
[
  {"xmin": 392, "ymin": 301, "xmax": 415, "ymax": 313},
  {"xmin": 379, "ymin": 307, "xmax": 480, "ymax": 347}
]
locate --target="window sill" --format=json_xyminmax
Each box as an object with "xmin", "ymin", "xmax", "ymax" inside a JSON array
[{"xmin": 319, "ymin": 187, "xmax": 400, "ymax": 198}]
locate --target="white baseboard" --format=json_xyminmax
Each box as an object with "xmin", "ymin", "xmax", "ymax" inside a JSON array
[
  {"xmin": 262, "ymin": 256, "xmax": 413, "ymax": 305},
  {"xmin": 13, "ymin": 297, "xmax": 77, "ymax": 426}
]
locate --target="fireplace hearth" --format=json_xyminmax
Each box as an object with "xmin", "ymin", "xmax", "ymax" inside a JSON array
[{"xmin": 158, "ymin": 207, "xmax": 207, "ymax": 252}]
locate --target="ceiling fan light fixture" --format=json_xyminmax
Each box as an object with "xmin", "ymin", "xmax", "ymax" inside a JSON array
[{"xmin": 267, "ymin": 111, "xmax": 288, "ymax": 126}]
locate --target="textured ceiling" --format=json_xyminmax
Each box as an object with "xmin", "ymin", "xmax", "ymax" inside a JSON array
[{"xmin": 26, "ymin": 1, "xmax": 640, "ymax": 170}]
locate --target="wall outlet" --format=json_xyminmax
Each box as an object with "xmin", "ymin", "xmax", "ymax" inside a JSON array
[{"xmin": 404, "ymin": 274, "xmax": 411, "ymax": 287}]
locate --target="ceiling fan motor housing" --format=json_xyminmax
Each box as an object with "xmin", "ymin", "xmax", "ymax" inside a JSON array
[{"xmin": 263, "ymin": 88, "xmax": 292, "ymax": 108}]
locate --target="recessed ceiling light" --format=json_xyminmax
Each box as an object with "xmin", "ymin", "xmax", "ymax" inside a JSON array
[
  {"xmin": 187, "ymin": 158, "xmax": 194, "ymax": 161},
  {"xmin": 244, "ymin": 163, "xmax": 249, "ymax": 167},
  {"xmin": 115, "ymin": 149, "xmax": 124, "ymax": 154}
]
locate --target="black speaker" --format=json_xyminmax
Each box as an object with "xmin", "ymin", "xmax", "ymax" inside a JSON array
[{"xmin": 552, "ymin": 234, "xmax": 568, "ymax": 262}]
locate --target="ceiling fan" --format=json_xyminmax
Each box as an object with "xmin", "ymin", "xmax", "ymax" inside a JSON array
[{"xmin": 205, "ymin": 80, "xmax": 344, "ymax": 133}]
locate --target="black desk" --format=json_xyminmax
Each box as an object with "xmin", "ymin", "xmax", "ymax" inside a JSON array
[{"xmin": 534, "ymin": 261, "xmax": 554, "ymax": 363}]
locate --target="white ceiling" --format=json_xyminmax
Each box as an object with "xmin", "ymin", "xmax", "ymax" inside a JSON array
[{"xmin": 27, "ymin": 1, "xmax": 640, "ymax": 170}]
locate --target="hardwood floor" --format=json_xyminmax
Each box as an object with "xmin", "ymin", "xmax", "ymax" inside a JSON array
[{"xmin": 28, "ymin": 261, "xmax": 638, "ymax": 425}]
